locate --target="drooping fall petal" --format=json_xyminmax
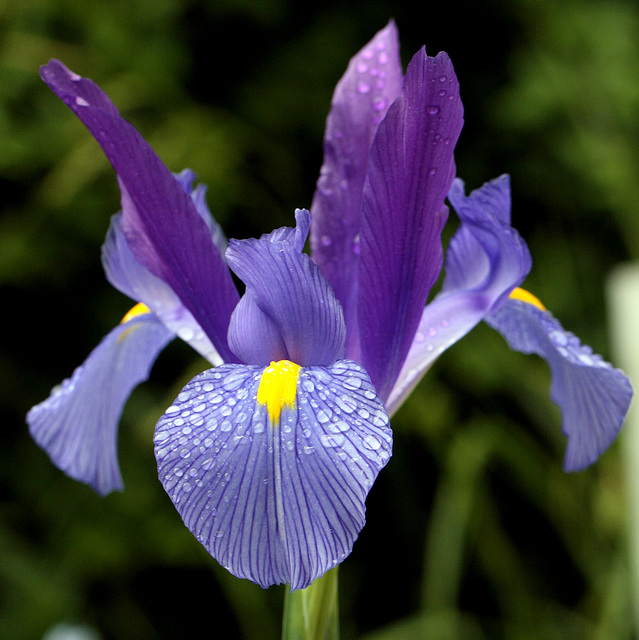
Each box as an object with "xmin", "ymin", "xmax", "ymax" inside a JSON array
[
  {"xmin": 154, "ymin": 360, "xmax": 391, "ymax": 590},
  {"xmin": 28, "ymin": 313, "xmax": 173, "ymax": 495}
]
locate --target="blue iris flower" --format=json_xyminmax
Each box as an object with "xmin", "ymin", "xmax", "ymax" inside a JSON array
[{"xmin": 28, "ymin": 23, "xmax": 631, "ymax": 590}]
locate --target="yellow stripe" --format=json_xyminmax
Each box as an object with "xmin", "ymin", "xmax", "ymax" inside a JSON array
[
  {"xmin": 120, "ymin": 302, "xmax": 152, "ymax": 324},
  {"xmin": 257, "ymin": 360, "xmax": 301, "ymax": 424},
  {"xmin": 509, "ymin": 287, "xmax": 546, "ymax": 311}
]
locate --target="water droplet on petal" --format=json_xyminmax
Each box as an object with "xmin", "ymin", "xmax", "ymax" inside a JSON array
[
  {"xmin": 428, "ymin": 168, "xmax": 437, "ymax": 176},
  {"xmin": 357, "ymin": 81, "xmax": 371, "ymax": 94},
  {"xmin": 75, "ymin": 96, "xmax": 89, "ymax": 107},
  {"xmin": 427, "ymin": 105, "xmax": 440, "ymax": 115},
  {"xmin": 320, "ymin": 235, "xmax": 332, "ymax": 247},
  {"xmin": 178, "ymin": 326, "xmax": 195, "ymax": 341},
  {"xmin": 352, "ymin": 234, "xmax": 361, "ymax": 256},
  {"xmin": 320, "ymin": 434, "xmax": 345, "ymax": 448},
  {"xmin": 363, "ymin": 435, "xmax": 381, "ymax": 450},
  {"xmin": 372, "ymin": 96, "xmax": 387, "ymax": 112}
]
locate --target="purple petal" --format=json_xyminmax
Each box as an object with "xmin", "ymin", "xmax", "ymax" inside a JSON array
[
  {"xmin": 310, "ymin": 22, "xmax": 403, "ymax": 355},
  {"xmin": 154, "ymin": 360, "xmax": 391, "ymax": 590},
  {"xmin": 173, "ymin": 168, "xmax": 228, "ymax": 256},
  {"xmin": 27, "ymin": 314, "xmax": 174, "ymax": 495},
  {"xmin": 387, "ymin": 175, "xmax": 532, "ymax": 414},
  {"xmin": 226, "ymin": 210, "xmax": 345, "ymax": 367},
  {"xmin": 102, "ymin": 212, "xmax": 222, "ymax": 365},
  {"xmin": 358, "ymin": 48, "xmax": 464, "ymax": 401},
  {"xmin": 486, "ymin": 299, "xmax": 632, "ymax": 471},
  {"xmin": 40, "ymin": 60, "xmax": 239, "ymax": 363}
]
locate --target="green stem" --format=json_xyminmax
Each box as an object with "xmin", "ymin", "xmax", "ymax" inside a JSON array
[{"xmin": 281, "ymin": 567, "xmax": 340, "ymax": 640}]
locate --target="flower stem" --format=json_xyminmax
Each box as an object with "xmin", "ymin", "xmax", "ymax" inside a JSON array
[{"xmin": 281, "ymin": 567, "xmax": 340, "ymax": 640}]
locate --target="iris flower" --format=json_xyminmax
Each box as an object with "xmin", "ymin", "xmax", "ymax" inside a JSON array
[{"xmin": 28, "ymin": 23, "xmax": 631, "ymax": 590}]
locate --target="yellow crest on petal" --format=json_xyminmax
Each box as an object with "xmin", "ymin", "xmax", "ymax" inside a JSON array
[
  {"xmin": 120, "ymin": 302, "xmax": 152, "ymax": 324},
  {"xmin": 509, "ymin": 287, "xmax": 546, "ymax": 311},
  {"xmin": 257, "ymin": 360, "xmax": 301, "ymax": 424}
]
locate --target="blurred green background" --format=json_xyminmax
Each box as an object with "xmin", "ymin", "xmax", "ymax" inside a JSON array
[{"xmin": 2, "ymin": 0, "xmax": 638, "ymax": 637}]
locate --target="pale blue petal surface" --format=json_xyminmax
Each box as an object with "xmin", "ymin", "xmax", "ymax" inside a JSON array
[
  {"xmin": 387, "ymin": 176, "xmax": 531, "ymax": 414},
  {"xmin": 486, "ymin": 299, "xmax": 633, "ymax": 471},
  {"xmin": 227, "ymin": 210, "xmax": 345, "ymax": 367},
  {"xmin": 28, "ymin": 314, "xmax": 174, "ymax": 495},
  {"xmin": 154, "ymin": 360, "xmax": 391, "ymax": 590}
]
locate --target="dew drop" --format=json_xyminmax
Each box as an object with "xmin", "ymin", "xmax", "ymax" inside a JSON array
[
  {"xmin": 75, "ymin": 96, "xmax": 89, "ymax": 107},
  {"xmin": 550, "ymin": 330, "xmax": 568, "ymax": 346},
  {"xmin": 363, "ymin": 435, "xmax": 381, "ymax": 450},
  {"xmin": 428, "ymin": 167, "xmax": 438, "ymax": 176},
  {"xmin": 357, "ymin": 81, "xmax": 371, "ymax": 94},
  {"xmin": 344, "ymin": 376, "xmax": 362, "ymax": 390},
  {"xmin": 352, "ymin": 233, "xmax": 361, "ymax": 256},
  {"xmin": 320, "ymin": 434, "xmax": 345, "ymax": 448},
  {"xmin": 320, "ymin": 235, "xmax": 332, "ymax": 247},
  {"xmin": 330, "ymin": 420, "xmax": 350, "ymax": 433},
  {"xmin": 426, "ymin": 105, "xmax": 440, "ymax": 115},
  {"xmin": 372, "ymin": 412, "xmax": 389, "ymax": 427},
  {"xmin": 372, "ymin": 96, "xmax": 387, "ymax": 112},
  {"xmin": 177, "ymin": 326, "xmax": 195, "ymax": 341},
  {"xmin": 578, "ymin": 352, "xmax": 593, "ymax": 366}
]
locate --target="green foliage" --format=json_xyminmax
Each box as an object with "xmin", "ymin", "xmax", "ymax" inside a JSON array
[{"xmin": 1, "ymin": 0, "xmax": 637, "ymax": 638}]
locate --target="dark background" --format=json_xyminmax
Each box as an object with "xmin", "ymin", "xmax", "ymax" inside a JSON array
[{"xmin": 1, "ymin": 0, "xmax": 638, "ymax": 637}]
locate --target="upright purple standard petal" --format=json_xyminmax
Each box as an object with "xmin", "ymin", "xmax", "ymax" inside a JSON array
[
  {"xmin": 486, "ymin": 299, "xmax": 633, "ymax": 471},
  {"xmin": 28, "ymin": 314, "xmax": 174, "ymax": 495},
  {"xmin": 40, "ymin": 60, "xmax": 240, "ymax": 364},
  {"xmin": 387, "ymin": 176, "xmax": 532, "ymax": 414},
  {"xmin": 310, "ymin": 22, "xmax": 403, "ymax": 355},
  {"xmin": 358, "ymin": 48, "xmax": 464, "ymax": 401},
  {"xmin": 154, "ymin": 360, "xmax": 391, "ymax": 590},
  {"xmin": 226, "ymin": 210, "xmax": 345, "ymax": 367}
]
